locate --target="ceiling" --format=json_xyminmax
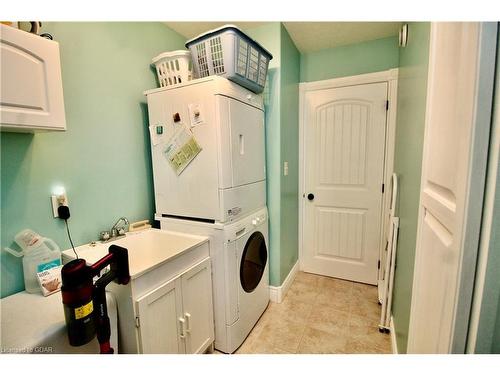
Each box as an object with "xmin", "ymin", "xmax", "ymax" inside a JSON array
[
  {"xmin": 283, "ymin": 22, "xmax": 401, "ymax": 53},
  {"xmin": 164, "ymin": 22, "xmax": 402, "ymax": 53}
]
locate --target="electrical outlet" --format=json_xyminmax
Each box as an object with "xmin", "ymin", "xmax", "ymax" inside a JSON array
[
  {"xmin": 51, "ymin": 193, "xmax": 68, "ymax": 218},
  {"xmin": 284, "ymin": 161, "xmax": 289, "ymax": 176}
]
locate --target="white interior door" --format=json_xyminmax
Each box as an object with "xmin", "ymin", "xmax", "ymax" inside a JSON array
[
  {"xmin": 302, "ymin": 82, "xmax": 388, "ymax": 285},
  {"xmin": 408, "ymin": 22, "xmax": 494, "ymax": 353}
]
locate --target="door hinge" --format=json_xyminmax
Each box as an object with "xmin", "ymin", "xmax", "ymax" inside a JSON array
[
  {"xmin": 386, "ymin": 100, "xmax": 389, "ymax": 111},
  {"xmin": 378, "ymin": 260, "xmax": 381, "ymax": 269},
  {"xmin": 382, "ymin": 183, "xmax": 385, "ymax": 194},
  {"xmin": 135, "ymin": 316, "xmax": 140, "ymax": 328}
]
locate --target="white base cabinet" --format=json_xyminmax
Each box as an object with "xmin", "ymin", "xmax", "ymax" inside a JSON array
[
  {"xmin": 108, "ymin": 241, "xmax": 214, "ymax": 354},
  {"xmin": 135, "ymin": 275, "xmax": 183, "ymax": 353},
  {"xmin": 135, "ymin": 259, "xmax": 214, "ymax": 354}
]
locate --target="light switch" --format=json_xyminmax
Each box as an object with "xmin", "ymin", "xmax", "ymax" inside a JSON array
[{"xmin": 284, "ymin": 161, "xmax": 289, "ymax": 176}]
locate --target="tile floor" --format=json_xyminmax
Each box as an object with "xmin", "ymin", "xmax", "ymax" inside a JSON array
[{"xmin": 234, "ymin": 271, "xmax": 392, "ymax": 354}]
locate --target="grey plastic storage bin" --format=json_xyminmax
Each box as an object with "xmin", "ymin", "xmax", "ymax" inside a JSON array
[{"xmin": 185, "ymin": 25, "xmax": 273, "ymax": 94}]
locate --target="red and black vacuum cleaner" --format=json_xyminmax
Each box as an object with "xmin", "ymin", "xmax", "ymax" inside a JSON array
[{"xmin": 61, "ymin": 245, "xmax": 130, "ymax": 354}]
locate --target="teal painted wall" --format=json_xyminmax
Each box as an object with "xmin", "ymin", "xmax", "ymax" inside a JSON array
[
  {"xmin": 475, "ymin": 155, "xmax": 500, "ymax": 353},
  {"xmin": 391, "ymin": 22, "xmax": 430, "ymax": 354},
  {"xmin": 494, "ymin": 294, "xmax": 500, "ymax": 352},
  {"xmin": 473, "ymin": 31, "xmax": 500, "ymax": 353},
  {"xmin": 279, "ymin": 24, "xmax": 300, "ymax": 284},
  {"xmin": 492, "ymin": 172, "xmax": 500, "ymax": 353},
  {"xmin": 300, "ymin": 36, "xmax": 400, "ymax": 82},
  {"xmin": 0, "ymin": 22, "xmax": 185, "ymax": 298},
  {"xmin": 247, "ymin": 23, "xmax": 300, "ymax": 286},
  {"xmin": 246, "ymin": 23, "xmax": 283, "ymax": 286}
]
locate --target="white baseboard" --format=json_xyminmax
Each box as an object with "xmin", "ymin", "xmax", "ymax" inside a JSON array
[
  {"xmin": 390, "ymin": 315, "xmax": 398, "ymax": 354},
  {"xmin": 269, "ymin": 261, "xmax": 299, "ymax": 303},
  {"xmin": 269, "ymin": 286, "xmax": 279, "ymax": 303}
]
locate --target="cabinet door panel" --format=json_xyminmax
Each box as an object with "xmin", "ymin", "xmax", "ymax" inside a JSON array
[
  {"xmin": 135, "ymin": 277, "xmax": 185, "ymax": 354},
  {"xmin": 0, "ymin": 24, "xmax": 66, "ymax": 131},
  {"xmin": 181, "ymin": 258, "xmax": 214, "ymax": 353}
]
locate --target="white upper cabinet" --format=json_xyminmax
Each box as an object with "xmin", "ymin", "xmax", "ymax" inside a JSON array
[{"xmin": 0, "ymin": 24, "xmax": 66, "ymax": 132}]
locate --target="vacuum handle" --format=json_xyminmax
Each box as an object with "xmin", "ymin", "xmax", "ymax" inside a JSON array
[{"xmin": 108, "ymin": 245, "xmax": 130, "ymax": 285}]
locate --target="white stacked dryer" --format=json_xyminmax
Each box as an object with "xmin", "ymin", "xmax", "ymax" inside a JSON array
[
  {"xmin": 145, "ymin": 76, "xmax": 269, "ymax": 353},
  {"xmin": 146, "ymin": 75, "xmax": 266, "ymax": 223}
]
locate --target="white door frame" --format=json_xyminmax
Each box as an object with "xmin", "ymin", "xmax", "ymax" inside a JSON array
[{"xmin": 298, "ymin": 69, "xmax": 399, "ymax": 281}]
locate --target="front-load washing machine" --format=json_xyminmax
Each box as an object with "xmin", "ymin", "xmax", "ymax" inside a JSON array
[{"xmin": 158, "ymin": 207, "xmax": 269, "ymax": 353}]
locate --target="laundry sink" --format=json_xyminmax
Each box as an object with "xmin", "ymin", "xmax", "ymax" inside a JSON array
[{"xmin": 61, "ymin": 228, "xmax": 209, "ymax": 279}]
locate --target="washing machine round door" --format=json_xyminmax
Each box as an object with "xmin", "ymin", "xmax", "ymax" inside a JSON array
[{"xmin": 240, "ymin": 231, "xmax": 268, "ymax": 293}]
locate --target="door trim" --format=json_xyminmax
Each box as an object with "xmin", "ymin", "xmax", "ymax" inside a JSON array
[{"xmin": 298, "ymin": 69, "xmax": 399, "ymax": 281}]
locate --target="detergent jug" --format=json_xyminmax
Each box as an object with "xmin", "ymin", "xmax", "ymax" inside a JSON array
[{"xmin": 4, "ymin": 229, "xmax": 61, "ymax": 293}]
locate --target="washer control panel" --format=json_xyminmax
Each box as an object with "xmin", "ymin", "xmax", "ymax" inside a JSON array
[
  {"xmin": 225, "ymin": 208, "xmax": 268, "ymax": 242},
  {"xmin": 252, "ymin": 213, "xmax": 267, "ymax": 226}
]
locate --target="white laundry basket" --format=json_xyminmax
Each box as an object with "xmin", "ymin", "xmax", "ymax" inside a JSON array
[
  {"xmin": 152, "ymin": 50, "xmax": 193, "ymax": 88},
  {"xmin": 185, "ymin": 25, "xmax": 273, "ymax": 94}
]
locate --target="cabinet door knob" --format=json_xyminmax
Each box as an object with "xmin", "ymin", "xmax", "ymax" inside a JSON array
[{"xmin": 307, "ymin": 193, "xmax": 315, "ymax": 201}]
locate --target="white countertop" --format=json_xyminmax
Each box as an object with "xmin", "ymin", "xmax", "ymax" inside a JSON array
[{"xmin": 0, "ymin": 290, "xmax": 117, "ymax": 354}]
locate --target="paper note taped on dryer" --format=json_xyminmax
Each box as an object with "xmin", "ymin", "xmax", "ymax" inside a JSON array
[{"xmin": 164, "ymin": 124, "xmax": 202, "ymax": 175}]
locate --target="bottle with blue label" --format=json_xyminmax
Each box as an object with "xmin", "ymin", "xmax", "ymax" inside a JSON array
[{"xmin": 3, "ymin": 229, "xmax": 61, "ymax": 293}]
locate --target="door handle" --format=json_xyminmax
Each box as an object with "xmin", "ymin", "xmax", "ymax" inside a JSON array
[
  {"xmin": 179, "ymin": 317, "xmax": 186, "ymax": 339},
  {"xmin": 239, "ymin": 134, "xmax": 244, "ymax": 155},
  {"xmin": 184, "ymin": 312, "xmax": 191, "ymax": 333},
  {"xmin": 307, "ymin": 193, "xmax": 315, "ymax": 201}
]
